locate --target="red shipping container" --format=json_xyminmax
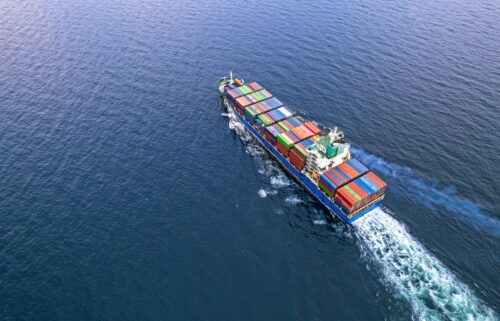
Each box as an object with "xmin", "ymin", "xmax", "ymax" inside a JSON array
[
  {"xmin": 338, "ymin": 187, "xmax": 357, "ymax": 207},
  {"xmin": 304, "ymin": 122, "xmax": 321, "ymax": 135},
  {"xmin": 264, "ymin": 130, "xmax": 277, "ymax": 145},
  {"xmin": 289, "ymin": 148, "xmax": 306, "ymax": 170},
  {"xmin": 277, "ymin": 139, "xmax": 290, "ymax": 157},
  {"xmin": 335, "ymin": 192, "xmax": 353, "ymax": 211},
  {"xmin": 248, "ymin": 82, "xmax": 262, "ymax": 91}
]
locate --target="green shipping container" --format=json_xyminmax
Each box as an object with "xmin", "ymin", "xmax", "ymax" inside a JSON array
[
  {"xmin": 245, "ymin": 106, "xmax": 258, "ymax": 118},
  {"xmin": 277, "ymin": 133, "xmax": 295, "ymax": 149},
  {"xmin": 239, "ymin": 86, "xmax": 252, "ymax": 94},
  {"xmin": 345, "ymin": 185, "xmax": 362, "ymax": 201},
  {"xmin": 293, "ymin": 144, "xmax": 309, "ymax": 158},
  {"xmin": 278, "ymin": 122, "xmax": 291, "ymax": 132},
  {"xmin": 319, "ymin": 181, "xmax": 334, "ymax": 198},
  {"xmin": 258, "ymin": 114, "xmax": 273, "ymax": 126},
  {"xmin": 254, "ymin": 92, "xmax": 265, "ymax": 101}
]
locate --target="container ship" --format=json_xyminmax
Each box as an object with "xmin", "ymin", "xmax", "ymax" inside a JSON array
[{"xmin": 219, "ymin": 74, "xmax": 387, "ymax": 223}]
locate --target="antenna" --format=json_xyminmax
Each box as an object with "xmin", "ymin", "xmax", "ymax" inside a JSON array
[{"xmin": 230, "ymin": 70, "xmax": 233, "ymax": 83}]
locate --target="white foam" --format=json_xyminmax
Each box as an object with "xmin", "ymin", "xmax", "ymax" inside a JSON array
[
  {"xmin": 354, "ymin": 208, "xmax": 497, "ymax": 321},
  {"xmin": 285, "ymin": 195, "xmax": 303, "ymax": 205},
  {"xmin": 258, "ymin": 188, "xmax": 277, "ymax": 198},
  {"xmin": 313, "ymin": 219, "xmax": 327, "ymax": 225},
  {"xmin": 258, "ymin": 189, "xmax": 268, "ymax": 198},
  {"xmin": 270, "ymin": 175, "xmax": 291, "ymax": 188}
]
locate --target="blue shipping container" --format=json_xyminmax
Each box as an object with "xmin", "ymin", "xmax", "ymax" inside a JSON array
[{"xmin": 347, "ymin": 159, "xmax": 369, "ymax": 175}]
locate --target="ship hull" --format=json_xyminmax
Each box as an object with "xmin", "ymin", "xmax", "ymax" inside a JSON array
[{"xmin": 222, "ymin": 97, "xmax": 382, "ymax": 224}]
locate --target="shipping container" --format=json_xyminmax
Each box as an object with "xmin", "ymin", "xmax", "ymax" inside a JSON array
[
  {"xmin": 289, "ymin": 148, "xmax": 307, "ymax": 170},
  {"xmin": 366, "ymin": 171, "xmax": 387, "ymax": 192},
  {"xmin": 333, "ymin": 172, "xmax": 386, "ymax": 215},
  {"xmin": 304, "ymin": 122, "xmax": 321, "ymax": 135},
  {"xmin": 257, "ymin": 113, "xmax": 275, "ymax": 126},
  {"xmin": 248, "ymin": 82, "xmax": 263, "ymax": 91},
  {"xmin": 346, "ymin": 159, "xmax": 369, "ymax": 176},
  {"xmin": 226, "ymin": 85, "xmax": 256, "ymax": 100},
  {"xmin": 277, "ymin": 132, "xmax": 300, "ymax": 157},
  {"xmin": 318, "ymin": 179, "xmax": 335, "ymax": 197},
  {"xmin": 278, "ymin": 117, "xmax": 302, "ymax": 132},
  {"xmin": 257, "ymin": 106, "xmax": 295, "ymax": 126},
  {"xmin": 291, "ymin": 124, "xmax": 315, "ymax": 141},
  {"xmin": 264, "ymin": 124, "xmax": 286, "ymax": 145},
  {"xmin": 263, "ymin": 97, "xmax": 283, "ymax": 110}
]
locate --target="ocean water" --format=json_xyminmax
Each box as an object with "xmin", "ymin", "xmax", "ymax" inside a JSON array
[{"xmin": 1, "ymin": 0, "xmax": 499, "ymax": 320}]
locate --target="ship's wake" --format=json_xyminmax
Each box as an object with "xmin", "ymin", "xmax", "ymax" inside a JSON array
[
  {"xmin": 351, "ymin": 147, "xmax": 500, "ymax": 237},
  {"xmin": 223, "ymin": 107, "xmax": 497, "ymax": 320},
  {"xmin": 354, "ymin": 208, "xmax": 497, "ymax": 321}
]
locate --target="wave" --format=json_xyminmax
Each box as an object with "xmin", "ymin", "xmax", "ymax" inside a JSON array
[
  {"xmin": 351, "ymin": 147, "xmax": 500, "ymax": 237},
  {"xmin": 354, "ymin": 208, "xmax": 497, "ymax": 321}
]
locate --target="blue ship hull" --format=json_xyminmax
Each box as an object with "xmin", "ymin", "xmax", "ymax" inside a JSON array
[{"xmin": 224, "ymin": 99, "xmax": 382, "ymax": 224}]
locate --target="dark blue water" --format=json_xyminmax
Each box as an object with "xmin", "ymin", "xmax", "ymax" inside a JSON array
[{"xmin": 1, "ymin": 0, "xmax": 499, "ymax": 320}]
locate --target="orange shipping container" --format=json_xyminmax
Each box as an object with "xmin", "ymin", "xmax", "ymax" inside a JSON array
[
  {"xmin": 366, "ymin": 172, "xmax": 387, "ymax": 190},
  {"xmin": 291, "ymin": 125, "xmax": 314, "ymax": 141},
  {"xmin": 304, "ymin": 122, "xmax": 321, "ymax": 135},
  {"xmin": 337, "ymin": 162, "xmax": 359, "ymax": 179}
]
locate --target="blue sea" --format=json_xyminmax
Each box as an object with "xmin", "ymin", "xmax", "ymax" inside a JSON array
[{"xmin": 1, "ymin": 0, "xmax": 499, "ymax": 320}]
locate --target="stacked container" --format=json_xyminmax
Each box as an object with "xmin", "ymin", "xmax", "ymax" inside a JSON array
[
  {"xmin": 304, "ymin": 122, "xmax": 321, "ymax": 135},
  {"xmin": 318, "ymin": 159, "xmax": 369, "ymax": 198},
  {"xmin": 257, "ymin": 107, "xmax": 294, "ymax": 126},
  {"xmin": 290, "ymin": 124, "xmax": 315, "ymax": 141},
  {"xmin": 278, "ymin": 117, "xmax": 302, "ymax": 132},
  {"xmin": 276, "ymin": 132, "xmax": 300, "ymax": 156},
  {"xmin": 226, "ymin": 85, "xmax": 254, "ymax": 100},
  {"xmin": 235, "ymin": 89, "xmax": 273, "ymax": 108},
  {"xmin": 289, "ymin": 136, "xmax": 318, "ymax": 170},
  {"xmin": 248, "ymin": 82, "xmax": 262, "ymax": 91},
  {"xmin": 264, "ymin": 124, "xmax": 286, "ymax": 145},
  {"xmin": 334, "ymin": 171, "xmax": 387, "ymax": 214},
  {"xmin": 244, "ymin": 98, "xmax": 284, "ymax": 121},
  {"xmin": 263, "ymin": 117, "xmax": 302, "ymax": 145}
]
